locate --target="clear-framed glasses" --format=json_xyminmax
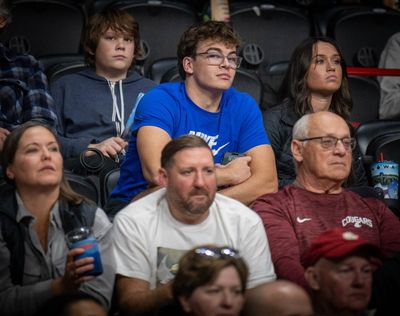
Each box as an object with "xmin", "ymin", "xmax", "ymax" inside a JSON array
[
  {"xmin": 194, "ymin": 50, "xmax": 242, "ymax": 69},
  {"xmin": 298, "ymin": 136, "xmax": 356, "ymax": 151},
  {"xmin": 194, "ymin": 246, "xmax": 240, "ymax": 258}
]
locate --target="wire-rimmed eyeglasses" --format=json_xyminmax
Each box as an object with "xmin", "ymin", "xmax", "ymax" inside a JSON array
[
  {"xmin": 298, "ymin": 136, "xmax": 356, "ymax": 150},
  {"xmin": 194, "ymin": 246, "xmax": 240, "ymax": 258},
  {"xmin": 194, "ymin": 50, "xmax": 242, "ymax": 69}
]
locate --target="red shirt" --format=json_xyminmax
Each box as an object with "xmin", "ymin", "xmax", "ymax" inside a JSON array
[{"xmin": 252, "ymin": 185, "xmax": 400, "ymax": 288}]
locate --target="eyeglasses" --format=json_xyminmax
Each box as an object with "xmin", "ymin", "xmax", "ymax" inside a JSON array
[
  {"xmin": 194, "ymin": 50, "xmax": 242, "ymax": 69},
  {"xmin": 298, "ymin": 136, "xmax": 356, "ymax": 150},
  {"xmin": 194, "ymin": 246, "xmax": 240, "ymax": 258}
]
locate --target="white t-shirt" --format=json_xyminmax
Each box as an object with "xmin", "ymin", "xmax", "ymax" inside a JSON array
[{"xmin": 113, "ymin": 188, "xmax": 276, "ymax": 289}]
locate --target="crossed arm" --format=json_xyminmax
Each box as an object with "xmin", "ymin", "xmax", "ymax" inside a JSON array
[
  {"xmin": 135, "ymin": 126, "xmax": 278, "ymax": 204},
  {"xmin": 116, "ymin": 275, "xmax": 173, "ymax": 314}
]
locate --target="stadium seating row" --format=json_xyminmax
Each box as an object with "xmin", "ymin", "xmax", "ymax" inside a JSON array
[
  {"xmin": 66, "ymin": 119, "xmax": 400, "ymax": 217},
  {"xmin": 1, "ymin": 1, "xmax": 398, "ymax": 124},
  {"xmin": 2, "ymin": 1, "xmax": 400, "ymax": 69}
]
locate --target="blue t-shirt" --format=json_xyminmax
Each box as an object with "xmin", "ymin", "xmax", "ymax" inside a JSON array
[{"xmin": 111, "ymin": 82, "xmax": 270, "ymax": 202}]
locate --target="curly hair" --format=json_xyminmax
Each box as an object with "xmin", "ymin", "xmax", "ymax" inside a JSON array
[{"xmin": 177, "ymin": 20, "xmax": 242, "ymax": 79}]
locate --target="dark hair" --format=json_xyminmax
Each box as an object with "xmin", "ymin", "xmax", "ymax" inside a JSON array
[
  {"xmin": 161, "ymin": 135, "xmax": 212, "ymax": 169},
  {"xmin": 278, "ymin": 37, "xmax": 352, "ymax": 120},
  {"xmin": 84, "ymin": 8, "xmax": 141, "ymax": 68},
  {"xmin": 1, "ymin": 121, "xmax": 85, "ymax": 204},
  {"xmin": 172, "ymin": 244, "xmax": 248, "ymax": 301},
  {"xmin": 35, "ymin": 292, "xmax": 105, "ymax": 316},
  {"xmin": 177, "ymin": 20, "xmax": 242, "ymax": 79}
]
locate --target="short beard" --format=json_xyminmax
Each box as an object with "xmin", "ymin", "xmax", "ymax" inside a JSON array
[{"xmin": 177, "ymin": 189, "xmax": 216, "ymax": 216}]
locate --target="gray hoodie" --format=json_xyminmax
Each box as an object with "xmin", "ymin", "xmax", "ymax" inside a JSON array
[{"xmin": 50, "ymin": 68, "xmax": 156, "ymax": 158}]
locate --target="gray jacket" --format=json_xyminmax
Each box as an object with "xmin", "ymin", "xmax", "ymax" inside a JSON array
[
  {"xmin": 51, "ymin": 68, "xmax": 156, "ymax": 158},
  {"xmin": 0, "ymin": 192, "xmax": 115, "ymax": 316},
  {"xmin": 378, "ymin": 32, "xmax": 400, "ymax": 119}
]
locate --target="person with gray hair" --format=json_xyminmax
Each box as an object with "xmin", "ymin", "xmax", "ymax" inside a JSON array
[
  {"xmin": 0, "ymin": 0, "xmax": 57, "ymax": 152},
  {"xmin": 303, "ymin": 228, "xmax": 380, "ymax": 316},
  {"xmin": 253, "ymin": 111, "xmax": 400, "ymax": 289}
]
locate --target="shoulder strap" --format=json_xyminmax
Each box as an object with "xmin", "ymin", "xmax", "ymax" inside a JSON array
[
  {"xmin": 0, "ymin": 185, "xmax": 25, "ymax": 285},
  {"xmin": 0, "ymin": 194, "xmax": 97, "ymax": 285},
  {"xmin": 59, "ymin": 199, "xmax": 97, "ymax": 234}
]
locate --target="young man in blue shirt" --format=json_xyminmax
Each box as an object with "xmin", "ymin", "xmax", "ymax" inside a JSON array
[{"xmin": 108, "ymin": 20, "xmax": 278, "ymax": 215}]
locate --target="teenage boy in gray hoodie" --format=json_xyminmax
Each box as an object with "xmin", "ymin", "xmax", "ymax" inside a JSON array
[{"xmin": 51, "ymin": 9, "xmax": 156, "ymax": 161}]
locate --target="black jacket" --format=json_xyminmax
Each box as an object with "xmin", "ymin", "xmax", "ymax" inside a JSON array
[{"xmin": 263, "ymin": 100, "xmax": 369, "ymax": 189}]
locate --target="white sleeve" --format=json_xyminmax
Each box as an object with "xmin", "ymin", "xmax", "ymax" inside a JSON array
[
  {"xmin": 112, "ymin": 212, "xmax": 152, "ymax": 282},
  {"xmin": 240, "ymin": 215, "xmax": 276, "ymax": 288}
]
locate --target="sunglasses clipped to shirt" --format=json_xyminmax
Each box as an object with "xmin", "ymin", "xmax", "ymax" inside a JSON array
[{"xmin": 194, "ymin": 246, "xmax": 241, "ymax": 259}]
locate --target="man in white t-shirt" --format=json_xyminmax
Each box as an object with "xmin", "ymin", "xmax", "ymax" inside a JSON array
[{"xmin": 112, "ymin": 134, "xmax": 276, "ymax": 315}]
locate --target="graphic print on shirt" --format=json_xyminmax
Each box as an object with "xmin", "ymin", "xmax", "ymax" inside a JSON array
[
  {"xmin": 342, "ymin": 216, "xmax": 373, "ymax": 228},
  {"xmin": 156, "ymin": 247, "xmax": 186, "ymax": 286},
  {"xmin": 188, "ymin": 131, "xmax": 230, "ymax": 156},
  {"xmin": 296, "ymin": 216, "xmax": 312, "ymax": 223}
]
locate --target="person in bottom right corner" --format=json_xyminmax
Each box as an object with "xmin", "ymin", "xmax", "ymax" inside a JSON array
[{"xmin": 303, "ymin": 227, "xmax": 380, "ymax": 316}]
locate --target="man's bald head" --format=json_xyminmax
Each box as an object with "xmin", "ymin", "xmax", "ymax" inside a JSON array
[
  {"xmin": 291, "ymin": 111, "xmax": 353, "ymax": 190},
  {"xmin": 293, "ymin": 111, "xmax": 350, "ymax": 141},
  {"xmin": 244, "ymin": 280, "xmax": 313, "ymax": 316}
]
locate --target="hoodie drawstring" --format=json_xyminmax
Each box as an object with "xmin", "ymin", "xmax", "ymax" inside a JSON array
[{"xmin": 108, "ymin": 80, "xmax": 125, "ymax": 137}]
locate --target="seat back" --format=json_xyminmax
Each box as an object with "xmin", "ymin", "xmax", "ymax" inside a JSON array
[
  {"xmin": 356, "ymin": 120, "xmax": 400, "ymax": 156},
  {"xmin": 231, "ymin": 69, "xmax": 264, "ymax": 108},
  {"xmin": 106, "ymin": 1, "xmax": 199, "ymax": 75},
  {"xmin": 65, "ymin": 171, "xmax": 100, "ymax": 206},
  {"xmin": 38, "ymin": 54, "xmax": 85, "ymax": 75},
  {"xmin": 348, "ymin": 76, "xmax": 380, "ymax": 125},
  {"xmin": 160, "ymin": 66, "xmax": 181, "ymax": 83},
  {"xmin": 148, "ymin": 58, "xmax": 178, "ymax": 84},
  {"xmin": 46, "ymin": 60, "xmax": 88, "ymax": 86},
  {"xmin": 327, "ymin": 7, "xmax": 400, "ymax": 67},
  {"xmin": 0, "ymin": 0, "xmax": 86, "ymax": 57},
  {"xmin": 367, "ymin": 133, "xmax": 400, "ymax": 165},
  {"xmin": 261, "ymin": 61, "xmax": 288, "ymax": 109},
  {"xmin": 229, "ymin": 2, "xmax": 311, "ymax": 70},
  {"xmin": 100, "ymin": 168, "xmax": 120, "ymax": 207}
]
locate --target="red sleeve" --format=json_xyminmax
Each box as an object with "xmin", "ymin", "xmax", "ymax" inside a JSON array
[
  {"xmin": 252, "ymin": 193, "xmax": 308, "ymax": 288},
  {"xmin": 367, "ymin": 198, "xmax": 400, "ymax": 259}
]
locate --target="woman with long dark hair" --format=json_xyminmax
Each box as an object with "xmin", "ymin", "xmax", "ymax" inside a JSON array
[{"xmin": 264, "ymin": 37, "xmax": 368, "ymax": 188}]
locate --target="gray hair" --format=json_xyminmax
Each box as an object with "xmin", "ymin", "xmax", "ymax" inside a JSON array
[{"xmin": 292, "ymin": 113, "xmax": 312, "ymax": 140}]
